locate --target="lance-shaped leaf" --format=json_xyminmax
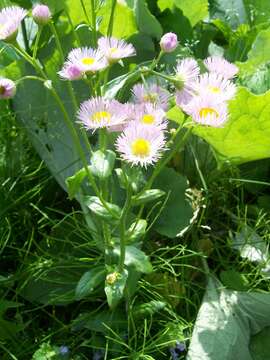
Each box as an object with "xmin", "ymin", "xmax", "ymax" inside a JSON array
[
  {"xmin": 113, "ymin": 246, "xmax": 153, "ymax": 274},
  {"xmin": 84, "ymin": 196, "xmax": 121, "ymax": 221},
  {"xmin": 66, "ymin": 167, "xmax": 88, "ymax": 199},
  {"xmin": 126, "ymin": 219, "xmax": 147, "ymax": 243},
  {"xmin": 132, "ymin": 189, "xmax": 165, "ymax": 206},
  {"xmin": 75, "ymin": 266, "xmax": 106, "ymax": 300}
]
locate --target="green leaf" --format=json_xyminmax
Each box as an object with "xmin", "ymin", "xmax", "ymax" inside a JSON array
[
  {"xmin": 75, "ymin": 267, "xmax": 106, "ymax": 300},
  {"xmin": 243, "ymin": 0, "xmax": 270, "ymax": 25},
  {"xmin": 132, "ymin": 189, "xmax": 165, "ymax": 206},
  {"xmin": 84, "ymin": 196, "xmax": 121, "ymax": 221},
  {"xmin": 237, "ymin": 27, "xmax": 270, "ymax": 76},
  {"xmin": 114, "ymin": 246, "xmax": 153, "ymax": 274},
  {"xmin": 174, "ymin": 0, "xmax": 209, "ymax": 27},
  {"xmin": 250, "ymin": 327, "xmax": 270, "ymax": 360},
  {"xmin": 105, "ymin": 269, "xmax": 128, "ymax": 309},
  {"xmin": 65, "ymin": 167, "xmax": 87, "ymax": 199},
  {"xmin": 209, "ymin": 0, "xmax": 248, "ymax": 29},
  {"xmin": 157, "ymin": 0, "xmax": 174, "ymax": 11},
  {"xmin": 104, "ymin": 70, "xmax": 141, "ymax": 101},
  {"xmin": 166, "ymin": 105, "xmax": 185, "ymax": 125},
  {"xmin": 99, "ymin": 0, "xmax": 138, "ymax": 38},
  {"xmin": 190, "ymin": 87, "xmax": 270, "ymax": 164},
  {"xmin": 187, "ymin": 276, "xmax": 270, "ymax": 360},
  {"xmin": 133, "ymin": 300, "xmax": 166, "ymax": 318},
  {"xmin": 90, "ymin": 150, "xmax": 116, "ymax": 179},
  {"xmin": 115, "ymin": 165, "xmax": 146, "ymax": 193},
  {"xmin": 126, "ymin": 219, "xmax": 147, "ymax": 243},
  {"xmin": 220, "ymin": 270, "xmax": 249, "ymax": 291},
  {"xmin": 152, "ymin": 167, "xmax": 193, "ymax": 238},
  {"xmin": 32, "ymin": 342, "xmax": 58, "ymax": 360},
  {"xmin": 134, "ymin": 0, "xmax": 163, "ymax": 39}
]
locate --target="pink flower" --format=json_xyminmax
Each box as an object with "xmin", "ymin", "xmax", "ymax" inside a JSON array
[
  {"xmin": 133, "ymin": 102, "xmax": 167, "ymax": 130},
  {"xmin": 98, "ymin": 36, "xmax": 136, "ymax": 63},
  {"xmin": 160, "ymin": 32, "xmax": 178, "ymax": 53},
  {"xmin": 204, "ymin": 56, "xmax": 239, "ymax": 79},
  {"xmin": 194, "ymin": 73, "xmax": 236, "ymax": 101},
  {"xmin": 132, "ymin": 82, "xmax": 170, "ymax": 111},
  {"xmin": 174, "ymin": 58, "xmax": 200, "ymax": 107},
  {"xmin": 116, "ymin": 122, "xmax": 166, "ymax": 167},
  {"xmin": 77, "ymin": 97, "xmax": 128, "ymax": 131},
  {"xmin": 32, "ymin": 4, "xmax": 51, "ymax": 25},
  {"xmin": 0, "ymin": 78, "xmax": 16, "ymax": 99},
  {"xmin": 0, "ymin": 6, "xmax": 27, "ymax": 41},
  {"xmin": 183, "ymin": 94, "xmax": 228, "ymax": 127},
  {"xmin": 58, "ymin": 63, "xmax": 83, "ymax": 80}
]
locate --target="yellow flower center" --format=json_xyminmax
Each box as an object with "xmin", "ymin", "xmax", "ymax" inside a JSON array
[
  {"xmin": 92, "ymin": 111, "xmax": 111, "ymax": 123},
  {"xmin": 143, "ymin": 93, "xmax": 158, "ymax": 103},
  {"xmin": 131, "ymin": 138, "xmax": 150, "ymax": 158},
  {"xmin": 81, "ymin": 57, "xmax": 95, "ymax": 65},
  {"xmin": 109, "ymin": 47, "xmax": 118, "ymax": 54},
  {"xmin": 208, "ymin": 86, "xmax": 221, "ymax": 93},
  {"xmin": 141, "ymin": 114, "xmax": 155, "ymax": 124},
  {"xmin": 199, "ymin": 107, "xmax": 219, "ymax": 118}
]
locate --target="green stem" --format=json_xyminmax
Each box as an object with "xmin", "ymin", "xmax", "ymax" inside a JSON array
[
  {"xmin": 136, "ymin": 126, "xmax": 193, "ymax": 219},
  {"xmin": 150, "ymin": 50, "xmax": 164, "ymax": 70},
  {"xmin": 21, "ymin": 19, "xmax": 31, "ymax": 54},
  {"xmin": 149, "ymin": 69, "xmax": 175, "ymax": 83},
  {"xmin": 107, "ymin": 0, "xmax": 117, "ymax": 36},
  {"xmin": 119, "ymin": 188, "xmax": 132, "ymax": 272},
  {"xmin": 33, "ymin": 28, "xmax": 42, "ymax": 60},
  {"xmin": 90, "ymin": 0, "xmax": 97, "ymax": 46}
]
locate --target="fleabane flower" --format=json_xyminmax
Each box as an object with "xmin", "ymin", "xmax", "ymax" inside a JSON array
[
  {"xmin": 204, "ymin": 56, "xmax": 239, "ymax": 79},
  {"xmin": 194, "ymin": 73, "xmax": 236, "ymax": 101},
  {"xmin": 98, "ymin": 36, "xmax": 136, "ymax": 63},
  {"xmin": 174, "ymin": 58, "xmax": 200, "ymax": 107},
  {"xmin": 183, "ymin": 94, "xmax": 228, "ymax": 127},
  {"xmin": 77, "ymin": 97, "xmax": 128, "ymax": 131},
  {"xmin": 58, "ymin": 62, "xmax": 83, "ymax": 81},
  {"xmin": 0, "ymin": 6, "xmax": 27, "ymax": 41},
  {"xmin": 132, "ymin": 83, "xmax": 170, "ymax": 110},
  {"xmin": 0, "ymin": 78, "xmax": 16, "ymax": 99},
  {"xmin": 32, "ymin": 4, "xmax": 51, "ymax": 25},
  {"xmin": 59, "ymin": 47, "xmax": 108, "ymax": 80},
  {"xmin": 133, "ymin": 103, "xmax": 167, "ymax": 130},
  {"xmin": 116, "ymin": 122, "xmax": 166, "ymax": 167}
]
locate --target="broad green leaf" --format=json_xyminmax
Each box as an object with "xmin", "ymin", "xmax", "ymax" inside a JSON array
[
  {"xmin": 209, "ymin": 0, "xmax": 248, "ymax": 29},
  {"xmin": 114, "ymin": 246, "xmax": 153, "ymax": 274},
  {"xmin": 167, "ymin": 105, "xmax": 185, "ymax": 125},
  {"xmin": 32, "ymin": 342, "xmax": 59, "ymax": 360},
  {"xmin": 250, "ymin": 327, "xmax": 270, "ymax": 360},
  {"xmin": 174, "ymin": 0, "xmax": 209, "ymax": 27},
  {"xmin": 84, "ymin": 196, "xmax": 121, "ymax": 221},
  {"xmin": 220, "ymin": 270, "xmax": 249, "ymax": 291},
  {"xmin": 152, "ymin": 167, "xmax": 193, "ymax": 238},
  {"xmin": 105, "ymin": 269, "xmax": 128, "ymax": 309},
  {"xmin": 134, "ymin": 0, "xmax": 163, "ymax": 39},
  {"xmin": 115, "ymin": 165, "xmax": 145, "ymax": 193},
  {"xmin": 237, "ymin": 27, "xmax": 270, "ymax": 76},
  {"xmin": 126, "ymin": 219, "xmax": 147, "ymax": 243},
  {"xmin": 157, "ymin": 0, "xmax": 174, "ymax": 11},
  {"xmin": 187, "ymin": 276, "xmax": 270, "ymax": 360},
  {"xmin": 99, "ymin": 0, "xmax": 138, "ymax": 38},
  {"xmin": 90, "ymin": 150, "xmax": 116, "ymax": 179},
  {"xmin": 243, "ymin": 0, "xmax": 270, "ymax": 25},
  {"xmin": 66, "ymin": 167, "xmax": 87, "ymax": 199},
  {"xmin": 132, "ymin": 189, "xmax": 165, "ymax": 206},
  {"xmin": 189, "ymin": 87, "xmax": 270, "ymax": 164},
  {"xmin": 75, "ymin": 267, "xmax": 106, "ymax": 300}
]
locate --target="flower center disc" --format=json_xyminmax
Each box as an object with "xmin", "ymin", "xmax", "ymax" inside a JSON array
[
  {"xmin": 142, "ymin": 114, "xmax": 155, "ymax": 124},
  {"xmin": 109, "ymin": 47, "xmax": 118, "ymax": 54},
  {"xmin": 82, "ymin": 57, "xmax": 95, "ymax": 65},
  {"xmin": 132, "ymin": 138, "xmax": 150, "ymax": 158},
  {"xmin": 199, "ymin": 107, "xmax": 219, "ymax": 118},
  {"xmin": 209, "ymin": 86, "xmax": 220, "ymax": 93},
  {"xmin": 143, "ymin": 93, "xmax": 158, "ymax": 103},
  {"xmin": 92, "ymin": 111, "xmax": 111, "ymax": 123}
]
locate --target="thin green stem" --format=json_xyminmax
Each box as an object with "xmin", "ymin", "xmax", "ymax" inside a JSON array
[
  {"xmin": 33, "ymin": 28, "xmax": 42, "ymax": 60},
  {"xmin": 21, "ymin": 19, "xmax": 31, "ymax": 54},
  {"xmin": 150, "ymin": 50, "xmax": 164, "ymax": 70},
  {"xmin": 149, "ymin": 69, "xmax": 175, "ymax": 83},
  {"xmin": 80, "ymin": 0, "xmax": 91, "ymax": 24},
  {"xmin": 119, "ymin": 188, "xmax": 132, "ymax": 272},
  {"xmin": 107, "ymin": 0, "xmax": 117, "ymax": 37},
  {"xmin": 91, "ymin": 0, "xmax": 97, "ymax": 46}
]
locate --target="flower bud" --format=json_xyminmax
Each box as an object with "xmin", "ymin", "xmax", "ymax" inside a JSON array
[
  {"xmin": 160, "ymin": 32, "xmax": 178, "ymax": 53},
  {"xmin": 32, "ymin": 4, "xmax": 51, "ymax": 25},
  {"xmin": 0, "ymin": 78, "xmax": 16, "ymax": 99}
]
